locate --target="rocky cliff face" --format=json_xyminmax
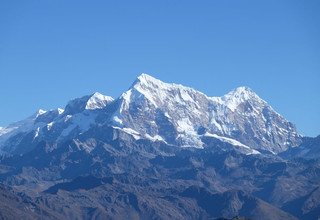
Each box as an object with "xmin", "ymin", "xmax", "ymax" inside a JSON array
[
  {"xmin": 0, "ymin": 74, "xmax": 318, "ymax": 220},
  {"xmin": 110, "ymin": 74, "xmax": 301, "ymax": 153},
  {"xmin": 0, "ymin": 73, "xmax": 301, "ymax": 155}
]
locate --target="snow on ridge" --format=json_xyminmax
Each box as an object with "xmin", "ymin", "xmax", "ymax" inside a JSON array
[
  {"xmin": 114, "ymin": 73, "xmax": 299, "ymax": 152},
  {"xmin": 37, "ymin": 109, "xmax": 47, "ymax": 116},
  {"xmin": 0, "ymin": 73, "xmax": 300, "ymax": 155},
  {"xmin": 112, "ymin": 126, "xmax": 141, "ymax": 140},
  {"xmin": 85, "ymin": 92, "xmax": 114, "ymax": 110},
  {"xmin": 132, "ymin": 73, "xmax": 266, "ymax": 113},
  {"xmin": 131, "ymin": 73, "xmax": 209, "ymax": 105},
  {"xmin": 57, "ymin": 108, "xmax": 64, "ymax": 114},
  {"xmin": 111, "ymin": 125, "xmax": 166, "ymax": 143},
  {"xmin": 59, "ymin": 112, "xmax": 97, "ymax": 139},
  {"xmin": 144, "ymin": 134, "xmax": 166, "ymax": 143},
  {"xmin": 0, "ymin": 127, "xmax": 14, "ymax": 136},
  {"xmin": 204, "ymin": 132, "xmax": 261, "ymax": 155},
  {"xmin": 65, "ymin": 92, "xmax": 113, "ymax": 114},
  {"xmin": 119, "ymin": 89, "xmax": 133, "ymax": 114},
  {"xmin": 135, "ymin": 73, "xmax": 208, "ymax": 97},
  {"xmin": 47, "ymin": 122, "xmax": 54, "ymax": 130},
  {"xmin": 0, "ymin": 109, "xmax": 50, "ymax": 149},
  {"xmin": 34, "ymin": 127, "xmax": 40, "ymax": 139},
  {"xmin": 221, "ymin": 86, "xmax": 265, "ymax": 112},
  {"xmin": 204, "ymin": 132, "xmax": 250, "ymax": 148}
]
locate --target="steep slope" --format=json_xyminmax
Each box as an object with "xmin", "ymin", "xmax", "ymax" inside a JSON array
[
  {"xmin": 0, "ymin": 93, "xmax": 113, "ymax": 155},
  {"xmin": 109, "ymin": 73, "xmax": 301, "ymax": 153},
  {"xmin": 0, "ymin": 73, "xmax": 301, "ymax": 156},
  {"xmin": 280, "ymin": 135, "xmax": 320, "ymax": 159},
  {"xmin": 0, "ymin": 73, "xmax": 317, "ymax": 220}
]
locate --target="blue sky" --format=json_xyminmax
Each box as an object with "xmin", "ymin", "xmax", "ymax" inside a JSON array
[{"xmin": 0, "ymin": 0, "xmax": 319, "ymax": 136}]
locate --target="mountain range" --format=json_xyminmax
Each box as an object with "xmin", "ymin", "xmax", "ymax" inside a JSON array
[{"xmin": 0, "ymin": 73, "xmax": 319, "ymax": 220}]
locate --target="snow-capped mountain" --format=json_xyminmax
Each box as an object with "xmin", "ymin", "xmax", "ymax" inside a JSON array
[
  {"xmin": 110, "ymin": 74, "xmax": 301, "ymax": 153},
  {"xmin": 0, "ymin": 73, "xmax": 318, "ymax": 220},
  {"xmin": 0, "ymin": 73, "xmax": 301, "ymax": 155},
  {"xmin": 64, "ymin": 92, "xmax": 114, "ymax": 114},
  {"xmin": 0, "ymin": 92, "xmax": 113, "ymax": 155}
]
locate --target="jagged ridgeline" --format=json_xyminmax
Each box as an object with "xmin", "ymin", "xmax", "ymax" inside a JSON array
[
  {"xmin": 0, "ymin": 73, "xmax": 301, "ymax": 155},
  {"xmin": 0, "ymin": 74, "xmax": 318, "ymax": 220}
]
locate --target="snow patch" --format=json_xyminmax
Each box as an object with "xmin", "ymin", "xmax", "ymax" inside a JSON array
[
  {"xmin": 58, "ymin": 108, "xmax": 64, "ymax": 114},
  {"xmin": 34, "ymin": 127, "xmax": 40, "ymax": 139},
  {"xmin": 204, "ymin": 132, "xmax": 260, "ymax": 155},
  {"xmin": 47, "ymin": 122, "xmax": 54, "ymax": 130},
  {"xmin": 113, "ymin": 116, "xmax": 123, "ymax": 125},
  {"xmin": 85, "ymin": 92, "xmax": 113, "ymax": 110},
  {"xmin": 221, "ymin": 87, "xmax": 264, "ymax": 112},
  {"xmin": 176, "ymin": 118, "xmax": 195, "ymax": 134},
  {"xmin": 64, "ymin": 115, "xmax": 72, "ymax": 122},
  {"xmin": 120, "ymin": 90, "xmax": 132, "ymax": 112},
  {"xmin": 145, "ymin": 134, "xmax": 166, "ymax": 143},
  {"xmin": 59, "ymin": 113, "xmax": 96, "ymax": 139},
  {"xmin": 112, "ymin": 126, "xmax": 141, "ymax": 140}
]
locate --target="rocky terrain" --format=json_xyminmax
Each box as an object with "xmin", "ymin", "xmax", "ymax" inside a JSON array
[{"xmin": 0, "ymin": 74, "xmax": 318, "ymax": 219}]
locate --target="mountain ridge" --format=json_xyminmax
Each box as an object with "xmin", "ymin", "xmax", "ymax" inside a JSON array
[
  {"xmin": 0, "ymin": 73, "xmax": 301, "ymax": 155},
  {"xmin": 0, "ymin": 74, "xmax": 318, "ymax": 219}
]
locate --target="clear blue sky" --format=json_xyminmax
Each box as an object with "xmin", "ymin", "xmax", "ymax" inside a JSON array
[{"xmin": 0, "ymin": 0, "xmax": 319, "ymax": 136}]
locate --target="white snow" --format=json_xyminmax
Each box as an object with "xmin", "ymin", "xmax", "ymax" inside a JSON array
[
  {"xmin": 0, "ymin": 109, "xmax": 49, "ymax": 151},
  {"xmin": 132, "ymin": 73, "xmax": 208, "ymax": 108},
  {"xmin": 175, "ymin": 118, "xmax": 204, "ymax": 148},
  {"xmin": 210, "ymin": 118, "xmax": 222, "ymax": 131},
  {"xmin": 85, "ymin": 92, "xmax": 113, "ymax": 110},
  {"xmin": 64, "ymin": 115, "xmax": 72, "ymax": 122},
  {"xmin": 204, "ymin": 132, "xmax": 250, "ymax": 149},
  {"xmin": 178, "ymin": 133, "xmax": 204, "ymax": 149},
  {"xmin": 204, "ymin": 132, "xmax": 260, "ymax": 155},
  {"xmin": 37, "ymin": 109, "xmax": 47, "ymax": 116},
  {"xmin": 164, "ymin": 112, "xmax": 171, "ymax": 119},
  {"xmin": 57, "ymin": 108, "xmax": 64, "ymax": 114},
  {"xmin": 176, "ymin": 118, "xmax": 195, "ymax": 133},
  {"xmin": 0, "ymin": 127, "xmax": 12, "ymax": 136},
  {"xmin": 47, "ymin": 122, "xmax": 54, "ymax": 130},
  {"xmin": 145, "ymin": 134, "xmax": 166, "ymax": 143},
  {"xmin": 134, "ymin": 86, "xmax": 158, "ymax": 107},
  {"xmin": 0, "ymin": 73, "xmax": 299, "ymax": 156},
  {"xmin": 179, "ymin": 89, "xmax": 194, "ymax": 102},
  {"xmin": 119, "ymin": 90, "xmax": 132, "ymax": 113},
  {"xmin": 122, "ymin": 127, "xmax": 140, "ymax": 136},
  {"xmin": 59, "ymin": 112, "xmax": 96, "ymax": 138},
  {"xmin": 113, "ymin": 73, "xmax": 290, "ymax": 153},
  {"xmin": 113, "ymin": 116, "xmax": 123, "ymax": 125},
  {"xmin": 34, "ymin": 127, "xmax": 40, "ymax": 139},
  {"xmin": 112, "ymin": 126, "xmax": 141, "ymax": 140},
  {"xmin": 221, "ymin": 86, "xmax": 265, "ymax": 112},
  {"xmin": 244, "ymin": 149, "xmax": 261, "ymax": 155}
]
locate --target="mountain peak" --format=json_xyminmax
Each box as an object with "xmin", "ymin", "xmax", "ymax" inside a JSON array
[
  {"xmin": 0, "ymin": 73, "xmax": 301, "ymax": 156},
  {"xmin": 86, "ymin": 92, "xmax": 114, "ymax": 110},
  {"xmin": 228, "ymin": 86, "xmax": 258, "ymax": 98},
  {"xmin": 121, "ymin": 73, "xmax": 205, "ymax": 111},
  {"xmin": 233, "ymin": 86, "xmax": 253, "ymax": 92},
  {"xmin": 132, "ymin": 73, "xmax": 167, "ymax": 89},
  {"xmin": 221, "ymin": 86, "xmax": 265, "ymax": 112},
  {"xmin": 31, "ymin": 109, "xmax": 47, "ymax": 118},
  {"xmin": 64, "ymin": 92, "xmax": 113, "ymax": 114},
  {"xmin": 136, "ymin": 73, "xmax": 158, "ymax": 82}
]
